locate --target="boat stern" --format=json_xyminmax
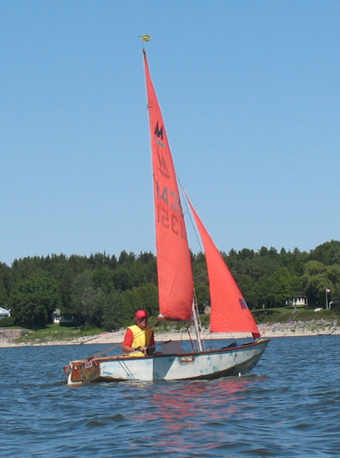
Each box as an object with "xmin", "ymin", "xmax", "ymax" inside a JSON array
[{"xmin": 64, "ymin": 359, "xmax": 101, "ymax": 385}]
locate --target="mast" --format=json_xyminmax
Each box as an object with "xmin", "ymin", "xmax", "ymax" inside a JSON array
[{"xmin": 192, "ymin": 299, "xmax": 203, "ymax": 351}]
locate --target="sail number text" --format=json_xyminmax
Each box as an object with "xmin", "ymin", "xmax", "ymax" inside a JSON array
[{"xmin": 155, "ymin": 182, "xmax": 186, "ymax": 239}]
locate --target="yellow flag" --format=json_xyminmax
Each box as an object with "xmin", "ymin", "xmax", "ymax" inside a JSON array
[{"xmin": 141, "ymin": 34, "xmax": 151, "ymax": 42}]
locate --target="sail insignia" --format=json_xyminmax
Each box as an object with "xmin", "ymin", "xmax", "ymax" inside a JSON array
[{"xmin": 154, "ymin": 122, "xmax": 164, "ymax": 140}]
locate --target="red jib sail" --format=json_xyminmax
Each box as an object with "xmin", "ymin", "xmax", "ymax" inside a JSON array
[
  {"xmin": 186, "ymin": 196, "xmax": 260, "ymax": 339},
  {"xmin": 143, "ymin": 50, "xmax": 194, "ymax": 321}
]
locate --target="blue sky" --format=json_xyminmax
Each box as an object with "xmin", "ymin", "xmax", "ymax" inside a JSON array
[{"xmin": 1, "ymin": 1, "xmax": 339, "ymax": 266}]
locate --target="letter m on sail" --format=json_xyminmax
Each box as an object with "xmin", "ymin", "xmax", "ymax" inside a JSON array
[
  {"xmin": 154, "ymin": 122, "xmax": 163, "ymax": 140},
  {"xmin": 154, "ymin": 122, "xmax": 170, "ymax": 178}
]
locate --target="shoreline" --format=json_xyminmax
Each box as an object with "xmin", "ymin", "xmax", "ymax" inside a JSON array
[{"xmin": 1, "ymin": 319, "xmax": 339, "ymax": 348}]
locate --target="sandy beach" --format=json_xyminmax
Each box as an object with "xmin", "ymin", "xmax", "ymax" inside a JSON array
[{"xmin": 0, "ymin": 319, "xmax": 339, "ymax": 348}]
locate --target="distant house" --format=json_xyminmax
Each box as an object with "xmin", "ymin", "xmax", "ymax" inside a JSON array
[
  {"xmin": 52, "ymin": 309, "xmax": 61, "ymax": 325},
  {"xmin": 52, "ymin": 309, "xmax": 82, "ymax": 326},
  {"xmin": 292, "ymin": 297, "xmax": 308, "ymax": 306},
  {"xmin": 0, "ymin": 307, "xmax": 11, "ymax": 319},
  {"xmin": 286, "ymin": 297, "xmax": 309, "ymax": 307}
]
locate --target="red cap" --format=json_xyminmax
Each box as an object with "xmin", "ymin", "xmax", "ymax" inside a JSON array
[{"xmin": 135, "ymin": 309, "xmax": 148, "ymax": 319}]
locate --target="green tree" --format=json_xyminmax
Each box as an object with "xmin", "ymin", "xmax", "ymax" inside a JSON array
[
  {"xmin": 302, "ymin": 261, "xmax": 340, "ymax": 305},
  {"xmin": 118, "ymin": 250, "xmax": 136, "ymax": 265},
  {"xmin": 238, "ymin": 274, "xmax": 257, "ymax": 309},
  {"xmin": 120, "ymin": 284, "xmax": 158, "ymax": 326},
  {"xmin": 0, "ymin": 281, "xmax": 8, "ymax": 307},
  {"xmin": 255, "ymin": 273, "xmax": 278, "ymax": 308},
  {"xmin": 195, "ymin": 282, "xmax": 210, "ymax": 312},
  {"xmin": 71, "ymin": 270, "xmax": 107, "ymax": 327},
  {"xmin": 303, "ymin": 261, "xmax": 333, "ymax": 304},
  {"xmin": 102, "ymin": 289, "xmax": 123, "ymax": 331},
  {"xmin": 310, "ymin": 240, "xmax": 340, "ymax": 265},
  {"xmin": 92, "ymin": 267, "xmax": 115, "ymax": 294},
  {"xmin": 9, "ymin": 269, "xmax": 61, "ymax": 327}
]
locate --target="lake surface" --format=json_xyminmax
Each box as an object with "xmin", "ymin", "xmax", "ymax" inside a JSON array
[{"xmin": 1, "ymin": 336, "xmax": 339, "ymax": 457}]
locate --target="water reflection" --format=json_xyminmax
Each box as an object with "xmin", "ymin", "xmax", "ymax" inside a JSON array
[
  {"xmin": 162, "ymin": 377, "xmax": 255, "ymax": 416},
  {"xmin": 134, "ymin": 376, "xmax": 262, "ymax": 454}
]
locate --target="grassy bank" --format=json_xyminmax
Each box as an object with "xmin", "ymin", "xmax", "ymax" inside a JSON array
[
  {"xmin": 252, "ymin": 305, "xmax": 340, "ymax": 324},
  {"xmin": 11, "ymin": 324, "xmax": 103, "ymax": 345}
]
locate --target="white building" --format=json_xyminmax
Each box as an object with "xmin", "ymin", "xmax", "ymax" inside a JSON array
[
  {"xmin": 292, "ymin": 297, "xmax": 308, "ymax": 306},
  {"xmin": 0, "ymin": 307, "xmax": 10, "ymax": 319},
  {"xmin": 52, "ymin": 309, "xmax": 61, "ymax": 324}
]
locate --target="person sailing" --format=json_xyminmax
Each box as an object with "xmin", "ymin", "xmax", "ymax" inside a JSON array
[{"xmin": 122, "ymin": 309, "xmax": 155, "ymax": 357}]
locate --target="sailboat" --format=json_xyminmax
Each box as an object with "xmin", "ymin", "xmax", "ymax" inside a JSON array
[{"xmin": 64, "ymin": 50, "xmax": 269, "ymax": 385}]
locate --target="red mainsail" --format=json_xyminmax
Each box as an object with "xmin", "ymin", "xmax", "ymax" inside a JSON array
[
  {"xmin": 143, "ymin": 50, "xmax": 194, "ymax": 321},
  {"xmin": 186, "ymin": 196, "xmax": 260, "ymax": 339}
]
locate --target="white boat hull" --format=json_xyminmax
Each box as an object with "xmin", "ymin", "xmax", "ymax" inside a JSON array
[{"xmin": 65, "ymin": 339, "xmax": 269, "ymax": 385}]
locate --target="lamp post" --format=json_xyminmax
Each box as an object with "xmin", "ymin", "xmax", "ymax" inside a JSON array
[{"xmin": 325, "ymin": 288, "xmax": 331, "ymax": 310}]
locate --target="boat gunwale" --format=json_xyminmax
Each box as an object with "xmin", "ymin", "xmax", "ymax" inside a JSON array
[{"xmin": 71, "ymin": 338, "xmax": 270, "ymax": 364}]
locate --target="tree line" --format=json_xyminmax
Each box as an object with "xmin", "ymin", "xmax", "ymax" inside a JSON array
[{"xmin": 1, "ymin": 240, "xmax": 340, "ymax": 330}]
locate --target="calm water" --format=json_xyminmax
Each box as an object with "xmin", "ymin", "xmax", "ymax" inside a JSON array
[{"xmin": 1, "ymin": 336, "xmax": 339, "ymax": 457}]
